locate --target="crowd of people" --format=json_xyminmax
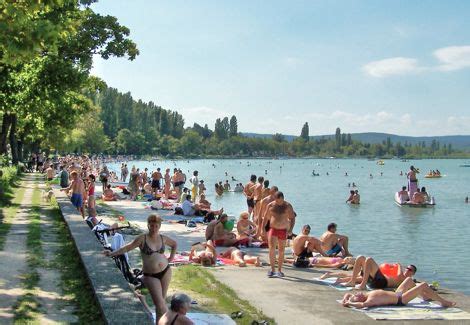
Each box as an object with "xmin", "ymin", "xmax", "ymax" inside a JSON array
[{"xmin": 39, "ymin": 155, "xmax": 456, "ymax": 323}]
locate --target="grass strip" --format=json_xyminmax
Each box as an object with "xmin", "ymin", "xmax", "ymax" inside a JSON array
[
  {"xmin": 0, "ymin": 185, "xmax": 25, "ymax": 250},
  {"xmin": 170, "ymin": 265, "xmax": 274, "ymax": 325},
  {"xmin": 13, "ymin": 185, "xmax": 43, "ymax": 323},
  {"xmin": 47, "ymin": 197, "xmax": 104, "ymax": 324}
]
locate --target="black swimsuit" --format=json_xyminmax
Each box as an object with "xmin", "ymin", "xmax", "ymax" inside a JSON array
[
  {"xmin": 141, "ymin": 234, "xmax": 170, "ymax": 279},
  {"xmin": 170, "ymin": 314, "xmax": 179, "ymax": 325}
]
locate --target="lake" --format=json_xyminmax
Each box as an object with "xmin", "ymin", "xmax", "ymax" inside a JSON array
[{"xmin": 108, "ymin": 158, "xmax": 470, "ymax": 295}]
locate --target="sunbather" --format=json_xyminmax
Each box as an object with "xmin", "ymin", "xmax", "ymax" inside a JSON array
[
  {"xmin": 342, "ymin": 277, "xmax": 456, "ymax": 308},
  {"xmin": 189, "ymin": 240, "xmax": 217, "ymax": 267},
  {"xmin": 328, "ymin": 256, "xmax": 416, "ymax": 289},
  {"xmin": 102, "ymin": 185, "xmax": 119, "ymax": 201},
  {"xmin": 219, "ymin": 247, "xmax": 261, "ymax": 267}
]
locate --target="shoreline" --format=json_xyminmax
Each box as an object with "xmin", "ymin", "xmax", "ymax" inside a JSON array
[{"xmin": 76, "ymin": 186, "xmax": 470, "ymax": 323}]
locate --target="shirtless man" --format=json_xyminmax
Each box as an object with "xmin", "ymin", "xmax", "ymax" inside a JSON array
[
  {"xmin": 243, "ymin": 175, "xmax": 257, "ymax": 215},
  {"xmin": 45, "ymin": 165, "xmax": 54, "ymax": 181},
  {"xmin": 256, "ymin": 186, "xmax": 278, "ymax": 240},
  {"xmin": 343, "ymin": 256, "xmax": 416, "ymax": 290},
  {"xmin": 252, "ymin": 176, "xmax": 265, "ymax": 224},
  {"xmin": 293, "ymin": 225, "xmax": 328, "ymax": 260},
  {"xmin": 151, "ymin": 168, "xmax": 163, "ymax": 196},
  {"xmin": 412, "ymin": 188, "xmax": 425, "ymax": 204},
  {"xmin": 398, "ymin": 186, "xmax": 409, "ymax": 202},
  {"xmin": 342, "ymin": 277, "xmax": 455, "ymax": 309},
  {"xmin": 61, "ymin": 171, "xmax": 85, "ymax": 218},
  {"xmin": 212, "ymin": 214, "xmax": 238, "ymax": 247},
  {"xmin": 320, "ymin": 223, "xmax": 351, "ymax": 257},
  {"xmin": 266, "ymin": 191, "xmax": 295, "ymax": 277}
]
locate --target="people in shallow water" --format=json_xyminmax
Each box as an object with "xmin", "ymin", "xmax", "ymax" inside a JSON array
[{"xmin": 341, "ymin": 277, "xmax": 456, "ymax": 309}]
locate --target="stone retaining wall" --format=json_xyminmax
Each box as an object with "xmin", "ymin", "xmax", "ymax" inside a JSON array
[{"xmin": 53, "ymin": 189, "xmax": 152, "ymax": 325}]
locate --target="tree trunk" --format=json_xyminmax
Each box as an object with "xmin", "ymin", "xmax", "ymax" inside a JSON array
[
  {"xmin": 1, "ymin": 113, "xmax": 11, "ymax": 155},
  {"xmin": 17, "ymin": 135, "xmax": 24, "ymax": 162},
  {"xmin": 9, "ymin": 113, "xmax": 18, "ymax": 165}
]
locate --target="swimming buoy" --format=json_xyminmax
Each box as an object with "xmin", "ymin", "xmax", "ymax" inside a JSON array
[
  {"xmin": 379, "ymin": 263, "xmax": 399, "ymax": 278},
  {"xmin": 223, "ymin": 220, "xmax": 235, "ymax": 231}
]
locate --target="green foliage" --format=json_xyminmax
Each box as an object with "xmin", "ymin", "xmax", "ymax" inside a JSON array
[
  {"xmin": 172, "ymin": 265, "xmax": 274, "ymax": 325},
  {"xmin": 1, "ymin": 0, "xmax": 139, "ymax": 163},
  {"xmin": 300, "ymin": 122, "xmax": 309, "ymax": 141}
]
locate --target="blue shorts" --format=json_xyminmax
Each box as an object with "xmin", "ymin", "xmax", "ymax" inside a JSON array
[
  {"xmin": 71, "ymin": 193, "xmax": 83, "ymax": 209},
  {"xmin": 326, "ymin": 243, "xmax": 342, "ymax": 256}
]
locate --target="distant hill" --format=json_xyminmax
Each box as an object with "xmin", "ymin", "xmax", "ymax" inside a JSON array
[{"xmin": 242, "ymin": 132, "xmax": 470, "ymax": 151}]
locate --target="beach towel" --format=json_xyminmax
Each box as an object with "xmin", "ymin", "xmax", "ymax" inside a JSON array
[
  {"xmin": 312, "ymin": 277, "xmax": 371, "ymax": 291},
  {"xmin": 337, "ymin": 298, "xmax": 470, "ymax": 320},
  {"xmin": 152, "ymin": 312, "xmax": 235, "ymax": 324},
  {"xmin": 168, "ymin": 253, "xmax": 192, "ymax": 265}
]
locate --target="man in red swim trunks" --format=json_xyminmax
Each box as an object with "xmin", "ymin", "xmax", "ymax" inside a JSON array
[{"xmin": 266, "ymin": 191, "xmax": 295, "ymax": 277}]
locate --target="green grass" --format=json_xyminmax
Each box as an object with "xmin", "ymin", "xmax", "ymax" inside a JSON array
[
  {"xmin": 47, "ymin": 197, "xmax": 104, "ymax": 324},
  {"xmin": 170, "ymin": 265, "xmax": 274, "ymax": 325},
  {"xmin": 0, "ymin": 185, "xmax": 25, "ymax": 250},
  {"xmin": 45, "ymin": 178, "xmax": 60, "ymax": 186},
  {"xmin": 0, "ymin": 166, "xmax": 20, "ymax": 205},
  {"xmin": 13, "ymin": 185, "xmax": 43, "ymax": 323}
]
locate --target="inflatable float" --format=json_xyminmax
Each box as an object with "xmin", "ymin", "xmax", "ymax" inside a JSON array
[{"xmin": 424, "ymin": 174, "xmax": 442, "ymax": 178}]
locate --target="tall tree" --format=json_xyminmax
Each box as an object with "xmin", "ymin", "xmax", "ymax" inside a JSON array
[
  {"xmin": 335, "ymin": 127, "xmax": 341, "ymax": 151},
  {"xmin": 300, "ymin": 122, "xmax": 309, "ymax": 141},
  {"xmin": 229, "ymin": 115, "xmax": 238, "ymax": 137}
]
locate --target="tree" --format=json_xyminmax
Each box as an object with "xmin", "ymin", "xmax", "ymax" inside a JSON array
[
  {"xmin": 272, "ymin": 133, "xmax": 285, "ymax": 142},
  {"xmin": 0, "ymin": 1, "xmax": 139, "ymax": 163},
  {"xmin": 335, "ymin": 127, "xmax": 341, "ymax": 151},
  {"xmin": 229, "ymin": 115, "xmax": 238, "ymax": 137},
  {"xmin": 300, "ymin": 122, "xmax": 309, "ymax": 141}
]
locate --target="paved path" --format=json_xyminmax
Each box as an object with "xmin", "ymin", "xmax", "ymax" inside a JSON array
[
  {"xmin": 102, "ymin": 196, "xmax": 470, "ymax": 324},
  {"xmin": 0, "ymin": 174, "xmax": 78, "ymax": 324},
  {"xmin": 0, "ymin": 175, "xmax": 34, "ymax": 323}
]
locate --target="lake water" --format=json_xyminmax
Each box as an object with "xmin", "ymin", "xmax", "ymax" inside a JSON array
[{"xmin": 108, "ymin": 158, "xmax": 470, "ymax": 295}]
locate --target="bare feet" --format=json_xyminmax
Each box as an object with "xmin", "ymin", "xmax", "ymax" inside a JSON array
[
  {"xmin": 238, "ymin": 262, "xmax": 247, "ymax": 267},
  {"xmin": 255, "ymin": 257, "xmax": 261, "ymax": 267},
  {"xmin": 343, "ymin": 281, "xmax": 356, "ymax": 287},
  {"xmin": 440, "ymin": 300, "xmax": 456, "ymax": 308}
]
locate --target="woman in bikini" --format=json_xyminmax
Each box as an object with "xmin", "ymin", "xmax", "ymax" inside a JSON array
[{"xmin": 104, "ymin": 214, "xmax": 177, "ymax": 322}]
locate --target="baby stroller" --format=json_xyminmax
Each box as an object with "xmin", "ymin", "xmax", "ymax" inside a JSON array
[{"xmin": 91, "ymin": 221, "xmax": 144, "ymax": 288}]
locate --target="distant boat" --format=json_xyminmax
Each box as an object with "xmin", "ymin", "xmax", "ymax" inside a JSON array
[
  {"xmin": 394, "ymin": 192, "xmax": 435, "ymax": 208},
  {"xmin": 377, "ymin": 160, "xmax": 385, "ymax": 165}
]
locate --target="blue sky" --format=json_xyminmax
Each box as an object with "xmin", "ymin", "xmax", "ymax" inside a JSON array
[{"xmin": 91, "ymin": 0, "xmax": 470, "ymax": 136}]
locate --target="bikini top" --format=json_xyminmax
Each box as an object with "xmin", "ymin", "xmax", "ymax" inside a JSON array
[{"xmin": 140, "ymin": 234, "xmax": 165, "ymax": 255}]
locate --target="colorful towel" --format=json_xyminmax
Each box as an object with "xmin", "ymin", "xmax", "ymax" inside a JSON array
[{"xmin": 337, "ymin": 298, "xmax": 470, "ymax": 320}]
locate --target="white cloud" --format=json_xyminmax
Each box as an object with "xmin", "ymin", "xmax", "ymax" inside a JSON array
[
  {"xmin": 362, "ymin": 57, "xmax": 422, "ymax": 77},
  {"xmin": 179, "ymin": 106, "xmax": 228, "ymax": 127},
  {"xmin": 363, "ymin": 45, "xmax": 470, "ymax": 77},
  {"xmin": 434, "ymin": 46, "xmax": 470, "ymax": 71}
]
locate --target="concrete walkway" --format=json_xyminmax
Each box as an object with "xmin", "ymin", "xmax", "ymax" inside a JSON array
[
  {"xmin": 0, "ymin": 175, "xmax": 34, "ymax": 323},
  {"xmin": 100, "ymin": 195, "xmax": 470, "ymax": 324}
]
